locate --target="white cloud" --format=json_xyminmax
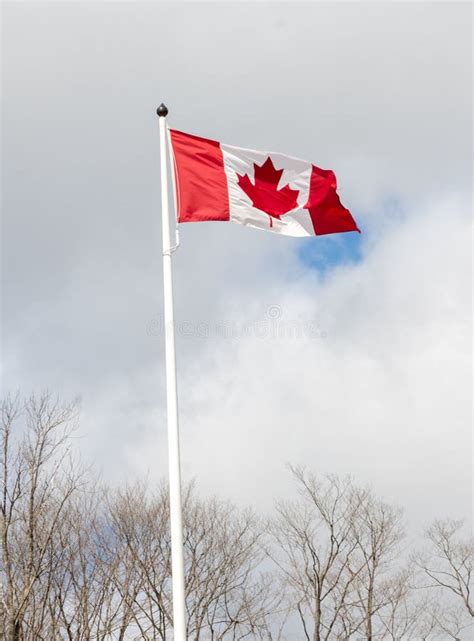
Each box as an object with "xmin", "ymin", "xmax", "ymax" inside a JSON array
[{"xmin": 123, "ymin": 192, "xmax": 471, "ymax": 532}]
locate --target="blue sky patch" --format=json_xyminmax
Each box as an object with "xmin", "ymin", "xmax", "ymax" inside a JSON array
[{"xmin": 297, "ymin": 228, "xmax": 363, "ymax": 274}]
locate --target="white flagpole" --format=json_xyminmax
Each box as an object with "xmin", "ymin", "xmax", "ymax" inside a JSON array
[{"xmin": 157, "ymin": 103, "xmax": 187, "ymax": 641}]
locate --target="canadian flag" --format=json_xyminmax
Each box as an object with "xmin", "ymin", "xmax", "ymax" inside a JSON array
[{"xmin": 169, "ymin": 129, "xmax": 360, "ymax": 237}]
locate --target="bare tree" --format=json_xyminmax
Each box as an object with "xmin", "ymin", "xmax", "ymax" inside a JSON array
[
  {"xmin": 413, "ymin": 597, "xmax": 439, "ymax": 641},
  {"xmin": 432, "ymin": 602, "xmax": 473, "ymax": 641},
  {"xmin": 376, "ymin": 569, "xmax": 429, "ymax": 641},
  {"xmin": 351, "ymin": 491, "xmax": 405, "ymax": 641},
  {"xmin": 418, "ymin": 519, "xmax": 473, "ymax": 618},
  {"xmin": 48, "ymin": 486, "xmax": 131, "ymax": 641},
  {"xmin": 268, "ymin": 468, "xmax": 368, "ymax": 641},
  {"xmin": 183, "ymin": 491, "xmax": 274, "ymax": 640},
  {"xmin": 105, "ymin": 481, "xmax": 275, "ymax": 641},
  {"xmin": 0, "ymin": 393, "xmax": 83, "ymax": 641},
  {"xmin": 105, "ymin": 481, "xmax": 172, "ymax": 640}
]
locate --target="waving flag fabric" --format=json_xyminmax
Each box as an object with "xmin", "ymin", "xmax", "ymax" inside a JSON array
[{"xmin": 169, "ymin": 129, "xmax": 359, "ymax": 237}]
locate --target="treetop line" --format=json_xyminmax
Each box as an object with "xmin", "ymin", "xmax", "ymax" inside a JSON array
[{"xmin": 0, "ymin": 393, "xmax": 472, "ymax": 641}]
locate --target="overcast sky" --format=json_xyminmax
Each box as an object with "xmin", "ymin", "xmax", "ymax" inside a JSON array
[{"xmin": 1, "ymin": 2, "xmax": 472, "ymax": 535}]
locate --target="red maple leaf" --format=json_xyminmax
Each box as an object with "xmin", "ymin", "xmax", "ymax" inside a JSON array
[{"xmin": 237, "ymin": 157, "xmax": 300, "ymax": 219}]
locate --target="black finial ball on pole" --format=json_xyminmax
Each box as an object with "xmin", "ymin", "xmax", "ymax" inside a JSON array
[{"xmin": 157, "ymin": 103, "xmax": 168, "ymax": 117}]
